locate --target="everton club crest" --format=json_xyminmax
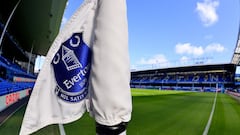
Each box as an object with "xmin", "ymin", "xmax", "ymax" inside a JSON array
[{"xmin": 51, "ymin": 33, "xmax": 91, "ymax": 103}]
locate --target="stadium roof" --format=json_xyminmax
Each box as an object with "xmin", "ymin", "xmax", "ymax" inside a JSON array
[
  {"xmin": 131, "ymin": 63, "xmax": 236, "ymax": 74},
  {"xmin": 0, "ymin": 0, "xmax": 67, "ymax": 55},
  {"xmin": 231, "ymin": 25, "xmax": 240, "ymax": 65}
]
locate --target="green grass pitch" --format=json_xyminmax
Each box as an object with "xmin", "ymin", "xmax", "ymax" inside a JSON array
[{"xmin": 1, "ymin": 89, "xmax": 240, "ymax": 135}]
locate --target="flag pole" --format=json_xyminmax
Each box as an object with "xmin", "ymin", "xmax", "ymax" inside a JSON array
[
  {"xmin": 0, "ymin": 0, "xmax": 21, "ymax": 55},
  {"xmin": 27, "ymin": 42, "xmax": 34, "ymax": 74}
]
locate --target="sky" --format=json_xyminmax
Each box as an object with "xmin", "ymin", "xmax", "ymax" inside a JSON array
[{"xmin": 35, "ymin": 0, "xmax": 240, "ymax": 72}]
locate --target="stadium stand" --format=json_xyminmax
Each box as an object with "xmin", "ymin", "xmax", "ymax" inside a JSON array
[
  {"xmin": 0, "ymin": 28, "xmax": 35, "ymax": 113},
  {"xmin": 131, "ymin": 64, "xmax": 235, "ymax": 93},
  {"xmin": 0, "ymin": 55, "xmax": 33, "ymax": 124},
  {"xmin": 0, "ymin": 53, "xmax": 36, "ymax": 112}
]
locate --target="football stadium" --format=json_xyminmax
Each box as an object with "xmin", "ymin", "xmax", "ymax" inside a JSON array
[{"xmin": 1, "ymin": 0, "xmax": 240, "ymax": 135}]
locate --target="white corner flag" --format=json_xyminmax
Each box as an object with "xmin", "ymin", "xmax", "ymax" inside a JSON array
[
  {"xmin": 20, "ymin": 0, "xmax": 132, "ymax": 134},
  {"xmin": 20, "ymin": 0, "xmax": 97, "ymax": 134}
]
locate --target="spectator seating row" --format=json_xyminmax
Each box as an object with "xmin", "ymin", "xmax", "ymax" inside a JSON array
[
  {"xmin": 131, "ymin": 73, "xmax": 233, "ymax": 84},
  {"xmin": 0, "ymin": 77, "xmax": 35, "ymax": 96},
  {"xmin": 0, "ymin": 55, "xmax": 36, "ymax": 96},
  {"xmin": 0, "ymin": 55, "xmax": 36, "ymax": 80}
]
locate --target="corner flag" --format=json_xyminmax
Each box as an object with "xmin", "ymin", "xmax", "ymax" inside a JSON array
[{"xmin": 20, "ymin": 0, "xmax": 132, "ymax": 134}]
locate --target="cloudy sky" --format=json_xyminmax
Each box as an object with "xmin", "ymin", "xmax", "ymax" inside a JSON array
[
  {"xmin": 126, "ymin": 0, "xmax": 239, "ymax": 70},
  {"xmin": 35, "ymin": 0, "xmax": 240, "ymax": 72}
]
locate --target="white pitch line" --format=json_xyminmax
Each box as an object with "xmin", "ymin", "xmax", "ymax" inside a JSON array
[
  {"xmin": 58, "ymin": 124, "xmax": 66, "ymax": 135},
  {"xmin": 202, "ymin": 91, "xmax": 218, "ymax": 135}
]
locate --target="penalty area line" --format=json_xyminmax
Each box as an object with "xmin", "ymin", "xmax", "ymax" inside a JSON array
[{"xmin": 202, "ymin": 91, "xmax": 218, "ymax": 135}]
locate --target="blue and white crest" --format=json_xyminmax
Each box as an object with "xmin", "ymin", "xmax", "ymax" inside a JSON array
[{"xmin": 51, "ymin": 33, "xmax": 91, "ymax": 103}]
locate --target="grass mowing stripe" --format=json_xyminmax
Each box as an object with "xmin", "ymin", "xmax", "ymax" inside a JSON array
[
  {"xmin": 127, "ymin": 92, "xmax": 214, "ymax": 135},
  {"xmin": 203, "ymin": 91, "xmax": 218, "ymax": 135},
  {"xmin": 131, "ymin": 88, "xmax": 189, "ymax": 96}
]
